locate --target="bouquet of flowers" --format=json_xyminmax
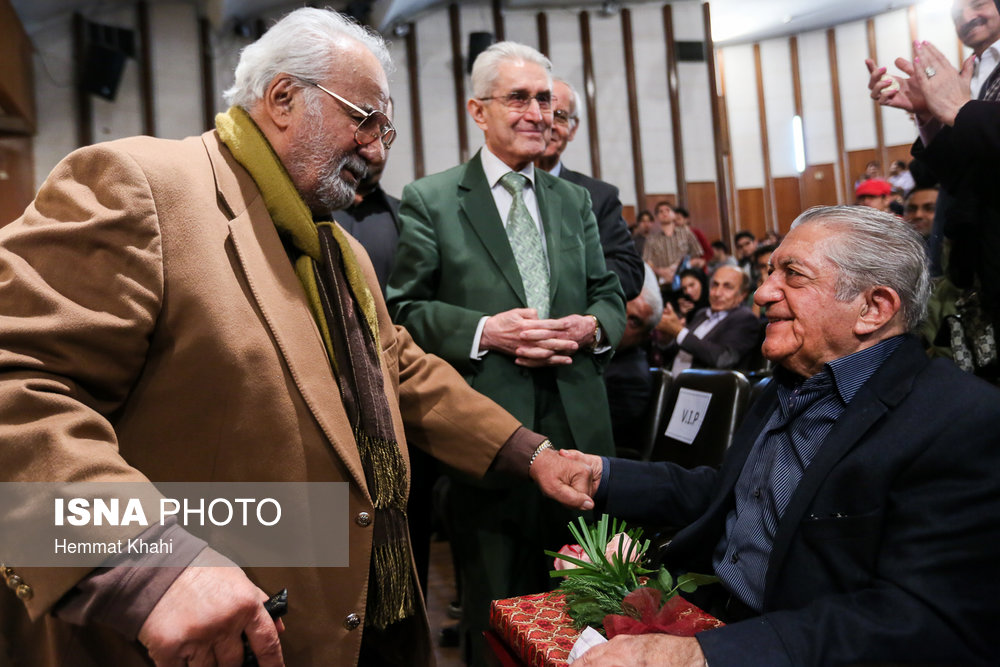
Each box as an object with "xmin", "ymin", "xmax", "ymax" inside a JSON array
[{"xmin": 546, "ymin": 514, "xmax": 718, "ymax": 637}]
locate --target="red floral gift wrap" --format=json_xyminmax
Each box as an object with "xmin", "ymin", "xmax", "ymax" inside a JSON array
[{"xmin": 489, "ymin": 592, "xmax": 724, "ymax": 667}]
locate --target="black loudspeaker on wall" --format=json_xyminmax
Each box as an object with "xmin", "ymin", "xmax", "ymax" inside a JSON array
[
  {"xmin": 467, "ymin": 32, "xmax": 495, "ymax": 74},
  {"xmin": 80, "ymin": 21, "xmax": 136, "ymax": 101}
]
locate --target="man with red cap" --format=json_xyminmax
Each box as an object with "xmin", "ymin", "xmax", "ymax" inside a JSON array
[{"xmin": 855, "ymin": 178, "xmax": 893, "ymax": 211}]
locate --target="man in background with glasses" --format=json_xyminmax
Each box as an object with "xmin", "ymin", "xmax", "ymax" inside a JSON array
[
  {"xmin": 535, "ymin": 78, "xmax": 644, "ymax": 302},
  {"xmin": 0, "ymin": 10, "xmax": 598, "ymax": 667},
  {"xmin": 388, "ymin": 42, "xmax": 626, "ymax": 665}
]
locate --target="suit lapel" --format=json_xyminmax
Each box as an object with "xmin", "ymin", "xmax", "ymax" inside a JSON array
[
  {"xmin": 535, "ymin": 172, "xmax": 563, "ymax": 300},
  {"xmin": 762, "ymin": 338, "xmax": 927, "ymax": 602},
  {"xmin": 203, "ymin": 133, "xmax": 371, "ymax": 498},
  {"xmin": 458, "ymin": 152, "xmax": 529, "ymax": 306}
]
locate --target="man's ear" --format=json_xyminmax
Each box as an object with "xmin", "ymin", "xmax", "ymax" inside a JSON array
[
  {"xmin": 467, "ymin": 98, "xmax": 489, "ymax": 132},
  {"xmin": 260, "ymin": 75, "xmax": 299, "ymax": 130},
  {"xmin": 854, "ymin": 285, "xmax": 902, "ymax": 335},
  {"xmin": 567, "ymin": 119, "xmax": 580, "ymax": 142}
]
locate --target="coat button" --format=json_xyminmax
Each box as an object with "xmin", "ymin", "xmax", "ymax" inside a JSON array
[
  {"xmin": 15, "ymin": 584, "xmax": 32, "ymax": 601},
  {"xmin": 344, "ymin": 613, "xmax": 361, "ymax": 630},
  {"xmin": 355, "ymin": 512, "xmax": 372, "ymax": 527},
  {"xmin": 7, "ymin": 575, "xmax": 23, "ymax": 590}
]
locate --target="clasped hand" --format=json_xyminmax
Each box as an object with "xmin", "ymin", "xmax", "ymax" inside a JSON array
[
  {"xmin": 866, "ymin": 40, "xmax": 973, "ymax": 126},
  {"xmin": 481, "ymin": 308, "xmax": 597, "ymax": 367}
]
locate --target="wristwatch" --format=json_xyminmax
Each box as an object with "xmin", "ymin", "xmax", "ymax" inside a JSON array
[{"xmin": 588, "ymin": 315, "xmax": 603, "ymax": 350}]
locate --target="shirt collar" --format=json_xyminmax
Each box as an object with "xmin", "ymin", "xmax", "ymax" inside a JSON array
[
  {"xmin": 481, "ymin": 146, "xmax": 536, "ymax": 189},
  {"xmin": 548, "ymin": 161, "xmax": 564, "ymax": 178},
  {"xmin": 774, "ymin": 334, "xmax": 905, "ymax": 404}
]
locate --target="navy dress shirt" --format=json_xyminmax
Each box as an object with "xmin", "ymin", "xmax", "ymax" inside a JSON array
[{"xmin": 712, "ymin": 335, "xmax": 905, "ymax": 610}]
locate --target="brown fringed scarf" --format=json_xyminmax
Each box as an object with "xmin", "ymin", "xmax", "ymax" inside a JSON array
[{"xmin": 216, "ymin": 106, "xmax": 414, "ymax": 629}]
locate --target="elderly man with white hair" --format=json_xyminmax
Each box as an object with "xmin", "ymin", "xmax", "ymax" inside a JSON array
[
  {"xmin": 388, "ymin": 41, "xmax": 625, "ymax": 665},
  {"xmin": 0, "ymin": 10, "xmax": 596, "ymax": 666},
  {"xmin": 568, "ymin": 206, "xmax": 1000, "ymax": 666}
]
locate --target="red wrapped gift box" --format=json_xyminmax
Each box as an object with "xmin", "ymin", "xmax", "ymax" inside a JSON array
[{"xmin": 488, "ymin": 592, "xmax": 723, "ymax": 667}]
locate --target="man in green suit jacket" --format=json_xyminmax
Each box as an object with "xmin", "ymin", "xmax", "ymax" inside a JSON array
[{"xmin": 387, "ymin": 42, "xmax": 625, "ymax": 664}]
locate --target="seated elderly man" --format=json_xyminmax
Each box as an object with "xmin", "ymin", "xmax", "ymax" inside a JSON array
[
  {"xmin": 655, "ymin": 265, "xmax": 761, "ymax": 376},
  {"xmin": 570, "ymin": 206, "xmax": 1000, "ymax": 666}
]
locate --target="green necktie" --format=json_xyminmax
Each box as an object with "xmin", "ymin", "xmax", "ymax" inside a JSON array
[{"xmin": 499, "ymin": 172, "xmax": 550, "ymax": 318}]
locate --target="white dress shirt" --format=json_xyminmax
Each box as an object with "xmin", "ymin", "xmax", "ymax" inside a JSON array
[
  {"xmin": 471, "ymin": 147, "xmax": 548, "ymax": 358},
  {"xmin": 971, "ymin": 38, "xmax": 1000, "ymax": 99},
  {"xmin": 671, "ymin": 309, "xmax": 730, "ymax": 377}
]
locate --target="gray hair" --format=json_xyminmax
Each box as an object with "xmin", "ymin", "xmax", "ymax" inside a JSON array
[
  {"xmin": 470, "ymin": 41, "xmax": 552, "ymax": 99},
  {"xmin": 553, "ymin": 77, "xmax": 580, "ymax": 121},
  {"xmin": 790, "ymin": 205, "xmax": 931, "ymax": 331},
  {"xmin": 639, "ymin": 264, "xmax": 664, "ymax": 328},
  {"xmin": 223, "ymin": 7, "xmax": 392, "ymax": 110}
]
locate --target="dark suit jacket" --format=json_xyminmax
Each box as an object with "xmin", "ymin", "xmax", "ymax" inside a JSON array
[
  {"xmin": 912, "ymin": 101, "xmax": 1000, "ymax": 320},
  {"xmin": 387, "ymin": 151, "xmax": 626, "ymax": 457},
  {"xmin": 671, "ymin": 305, "xmax": 761, "ymax": 370},
  {"xmin": 601, "ymin": 336, "xmax": 1000, "ymax": 665},
  {"xmin": 559, "ymin": 166, "xmax": 644, "ymax": 301},
  {"xmin": 336, "ymin": 185, "xmax": 401, "ymax": 295}
]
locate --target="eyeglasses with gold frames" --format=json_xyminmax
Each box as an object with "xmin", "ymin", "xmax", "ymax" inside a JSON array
[{"xmin": 310, "ymin": 82, "xmax": 396, "ymax": 149}]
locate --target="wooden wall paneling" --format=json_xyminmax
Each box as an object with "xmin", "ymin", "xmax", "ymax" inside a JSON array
[
  {"xmin": 0, "ymin": 0, "xmax": 36, "ymax": 133},
  {"xmin": 716, "ymin": 48, "xmax": 737, "ymax": 247},
  {"xmin": 662, "ymin": 4, "xmax": 686, "ymax": 207},
  {"xmin": 826, "ymin": 28, "xmax": 847, "ymax": 203},
  {"xmin": 801, "ymin": 163, "xmax": 838, "ymax": 210},
  {"xmin": 406, "ymin": 22, "xmax": 426, "ymax": 179},
  {"xmin": 753, "ymin": 43, "xmax": 776, "ymax": 232},
  {"xmin": 685, "ymin": 183, "xmax": 721, "ymax": 242},
  {"xmin": 789, "ymin": 36, "xmax": 807, "ymax": 209},
  {"xmin": 702, "ymin": 3, "xmax": 731, "ymax": 240},
  {"xmin": 448, "ymin": 4, "xmax": 469, "ymax": 164},
  {"xmin": 536, "ymin": 12, "xmax": 549, "ymax": 58},
  {"xmin": 198, "ymin": 17, "xmax": 215, "ymax": 132},
  {"xmin": 887, "ymin": 143, "xmax": 913, "ymax": 171},
  {"xmin": 137, "ymin": 2, "xmax": 155, "ymax": 137},
  {"xmin": 492, "ymin": 0, "xmax": 505, "ymax": 42},
  {"xmin": 847, "ymin": 148, "xmax": 878, "ymax": 196},
  {"xmin": 73, "ymin": 13, "xmax": 94, "ymax": 147},
  {"xmin": 773, "ymin": 177, "xmax": 803, "ymax": 234},
  {"xmin": 0, "ymin": 136, "xmax": 34, "ymax": 224},
  {"xmin": 620, "ymin": 8, "xmax": 646, "ymax": 209},
  {"xmin": 866, "ymin": 19, "xmax": 887, "ymax": 170},
  {"xmin": 578, "ymin": 11, "xmax": 601, "ymax": 179},
  {"xmin": 736, "ymin": 187, "xmax": 767, "ymax": 240}
]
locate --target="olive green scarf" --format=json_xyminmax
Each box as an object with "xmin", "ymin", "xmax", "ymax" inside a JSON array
[{"xmin": 216, "ymin": 106, "xmax": 414, "ymax": 629}]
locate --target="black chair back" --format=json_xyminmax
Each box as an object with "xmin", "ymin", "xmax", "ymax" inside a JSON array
[
  {"xmin": 638, "ymin": 369, "xmax": 673, "ymax": 461},
  {"xmin": 647, "ymin": 369, "xmax": 751, "ymax": 469}
]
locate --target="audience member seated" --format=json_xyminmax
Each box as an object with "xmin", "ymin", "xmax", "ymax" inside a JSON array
[
  {"xmin": 643, "ymin": 201, "xmax": 703, "ymax": 288},
  {"xmin": 733, "ymin": 230, "xmax": 757, "ymax": 277},
  {"xmin": 749, "ymin": 244, "xmax": 776, "ymax": 309},
  {"xmin": 674, "ymin": 206, "xmax": 713, "ymax": 266},
  {"xmin": 605, "ymin": 266, "xmax": 664, "ymax": 455},
  {"xmin": 675, "ymin": 268, "xmax": 710, "ymax": 318},
  {"xmin": 903, "ymin": 185, "xmax": 939, "ymax": 243},
  {"xmin": 654, "ymin": 265, "xmax": 762, "ymax": 376},
  {"xmin": 632, "ymin": 209, "xmax": 654, "ymax": 256},
  {"xmin": 887, "ymin": 158, "xmax": 916, "ymax": 195},
  {"xmin": 565, "ymin": 206, "xmax": 1000, "ymax": 667},
  {"xmin": 855, "ymin": 178, "xmax": 893, "ymax": 211},
  {"xmin": 707, "ymin": 240, "xmax": 738, "ymax": 273}
]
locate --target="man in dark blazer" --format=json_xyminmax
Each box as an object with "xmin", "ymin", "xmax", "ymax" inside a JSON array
[
  {"xmin": 655, "ymin": 265, "xmax": 762, "ymax": 374},
  {"xmin": 570, "ymin": 206, "xmax": 1000, "ymax": 666},
  {"xmin": 535, "ymin": 78, "xmax": 644, "ymax": 301},
  {"xmin": 387, "ymin": 42, "xmax": 625, "ymax": 664}
]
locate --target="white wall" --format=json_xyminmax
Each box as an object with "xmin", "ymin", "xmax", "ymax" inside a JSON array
[{"xmin": 25, "ymin": 0, "xmax": 951, "ymax": 210}]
